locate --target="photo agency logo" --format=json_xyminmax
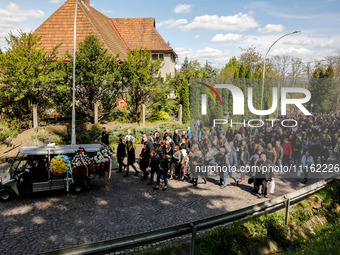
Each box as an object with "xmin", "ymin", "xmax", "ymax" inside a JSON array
[
  {"xmin": 191, "ymin": 79, "xmax": 339, "ymax": 180},
  {"xmin": 199, "ymin": 82, "xmax": 312, "ymax": 128}
]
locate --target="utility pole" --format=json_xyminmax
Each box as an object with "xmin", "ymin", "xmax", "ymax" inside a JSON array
[{"xmin": 71, "ymin": 0, "xmax": 78, "ymax": 145}]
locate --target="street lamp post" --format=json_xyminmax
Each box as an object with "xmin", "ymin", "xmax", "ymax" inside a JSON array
[
  {"xmin": 260, "ymin": 30, "xmax": 301, "ymax": 120},
  {"xmin": 71, "ymin": 0, "xmax": 78, "ymax": 145}
]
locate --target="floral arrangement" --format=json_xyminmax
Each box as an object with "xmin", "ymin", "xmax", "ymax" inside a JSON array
[
  {"xmin": 71, "ymin": 147, "xmax": 113, "ymax": 179},
  {"xmin": 71, "ymin": 147, "xmax": 92, "ymax": 178},
  {"xmin": 91, "ymin": 148, "xmax": 113, "ymax": 179},
  {"xmin": 91, "ymin": 150, "xmax": 108, "ymax": 176},
  {"xmin": 50, "ymin": 155, "xmax": 71, "ymax": 176}
]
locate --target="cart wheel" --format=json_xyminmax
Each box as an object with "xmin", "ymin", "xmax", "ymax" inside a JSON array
[
  {"xmin": 0, "ymin": 189, "xmax": 12, "ymax": 202},
  {"xmin": 73, "ymin": 184, "xmax": 82, "ymax": 193}
]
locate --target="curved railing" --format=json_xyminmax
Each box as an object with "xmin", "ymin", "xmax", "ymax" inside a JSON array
[{"xmin": 41, "ymin": 175, "xmax": 339, "ymax": 255}]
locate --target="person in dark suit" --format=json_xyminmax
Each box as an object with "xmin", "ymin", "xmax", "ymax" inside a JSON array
[
  {"xmin": 163, "ymin": 129, "xmax": 173, "ymax": 141},
  {"xmin": 154, "ymin": 128, "xmax": 163, "ymax": 141},
  {"xmin": 148, "ymin": 150, "xmax": 160, "ymax": 185},
  {"xmin": 154, "ymin": 151, "xmax": 169, "ymax": 191},
  {"xmin": 256, "ymin": 154, "xmax": 274, "ymax": 198},
  {"xmin": 123, "ymin": 141, "xmax": 139, "ymax": 177},
  {"xmin": 31, "ymin": 159, "xmax": 46, "ymax": 181},
  {"xmin": 249, "ymin": 154, "xmax": 261, "ymax": 194},
  {"xmin": 153, "ymin": 132, "xmax": 162, "ymax": 150},
  {"xmin": 164, "ymin": 141, "xmax": 174, "ymax": 179},
  {"xmin": 21, "ymin": 159, "xmax": 45, "ymax": 191},
  {"xmin": 142, "ymin": 136, "xmax": 153, "ymax": 152},
  {"xmin": 101, "ymin": 127, "xmax": 109, "ymax": 146},
  {"xmin": 116, "ymin": 138, "xmax": 126, "ymax": 173},
  {"xmin": 166, "ymin": 136, "xmax": 175, "ymax": 151},
  {"xmin": 173, "ymin": 129, "xmax": 181, "ymax": 146},
  {"xmin": 139, "ymin": 143, "xmax": 150, "ymax": 180}
]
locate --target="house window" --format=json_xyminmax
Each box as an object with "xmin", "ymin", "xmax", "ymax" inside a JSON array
[
  {"xmin": 171, "ymin": 54, "xmax": 176, "ymax": 63},
  {"xmin": 152, "ymin": 53, "xmax": 164, "ymax": 61},
  {"xmin": 159, "ymin": 54, "xmax": 164, "ymax": 61}
]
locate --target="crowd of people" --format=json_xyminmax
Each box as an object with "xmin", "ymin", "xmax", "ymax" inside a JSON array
[{"xmin": 108, "ymin": 112, "xmax": 340, "ymax": 197}]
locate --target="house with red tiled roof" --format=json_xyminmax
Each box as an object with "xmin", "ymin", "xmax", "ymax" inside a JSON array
[{"xmin": 34, "ymin": 0, "xmax": 177, "ymax": 79}]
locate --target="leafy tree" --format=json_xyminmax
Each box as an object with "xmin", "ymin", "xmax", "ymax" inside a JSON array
[
  {"xmin": 239, "ymin": 46, "xmax": 263, "ymax": 74},
  {"xmin": 176, "ymin": 78, "xmax": 190, "ymax": 122},
  {"xmin": 67, "ymin": 35, "xmax": 121, "ymax": 121},
  {"xmin": 181, "ymin": 57, "xmax": 190, "ymax": 70},
  {"xmin": 220, "ymin": 57, "xmax": 239, "ymax": 78},
  {"xmin": 270, "ymin": 55, "xmax": 290, "ymax": 79},
  {"xmin": 325, "ymin": 51, "xmax": 340, "ymax": 78},
  {"xmin": 151, "ymin": 74, "xmax": 177, "ymax": 118},
  {"xmin": 120, "ymin": 49, "xmax": 163, "ymax": 122},
  {"xmin": 180, "ymin": 59, "xmax": 205, "ymax": 80},
  {"xmin": 0, "ymin": 31, "xmax": 64, "ymax": 124},
  {"xmin": 202, "ymin": 63, "xmax": 218, "ymax": 79},
  {"xmin": 310, "ymin": 65, "xmax": 337, "ymax": 112},
  {"xmin": 289, "ymin": 57, "xmax": 305, "ymax": 86}
]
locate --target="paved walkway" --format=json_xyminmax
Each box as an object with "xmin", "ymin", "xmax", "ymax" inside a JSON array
[{"xmin": 0, "ymin": 158, "xmax": 337, "ymax": 255}]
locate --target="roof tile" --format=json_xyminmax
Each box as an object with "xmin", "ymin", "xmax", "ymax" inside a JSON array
[
  {"xmin": 111, "ymin": 17, "xmax": 175, "ymax": 55},
  {"xmin": 34, "ymin": 0, "xmax": 176, "ymax": 59}
]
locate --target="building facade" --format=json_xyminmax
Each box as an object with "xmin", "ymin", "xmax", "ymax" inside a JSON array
[{"xmin": 34, "ymin": 0, "xmax": 177, "ymax": 79}]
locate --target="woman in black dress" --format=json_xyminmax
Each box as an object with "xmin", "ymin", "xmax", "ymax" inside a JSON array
[
  {"xmin": 148, "ymin": 150, "xmax": 160, "ymax": 185},
  {"xmin": 123, "ymin": 141, "xmax": 139, "ymax": 177},
  {"xmin": 139, "ymin": 143, "xmax": 150, "ymax": 180},
  {"xmin": 157, "ymin": 140, "xmax": 165, "ymax": 156},
  {"xmin": 165, "ymin": 141, "xmax": 174, "ymax": 179}
]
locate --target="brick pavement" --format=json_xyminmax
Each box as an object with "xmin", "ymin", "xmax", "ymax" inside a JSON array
[{"xmin": 0, "ymin": 158, "xmax": 337, "ymax": 255}]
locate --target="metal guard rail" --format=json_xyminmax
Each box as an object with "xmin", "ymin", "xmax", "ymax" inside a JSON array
[{"xmin": 41, "ymin": 175, "xmax": 340, "ymax": 255}]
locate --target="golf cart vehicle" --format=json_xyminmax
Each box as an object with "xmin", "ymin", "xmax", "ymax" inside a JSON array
[{"xmin": 0, "ymin": 144, "xmax": 110, "ymax": 202}]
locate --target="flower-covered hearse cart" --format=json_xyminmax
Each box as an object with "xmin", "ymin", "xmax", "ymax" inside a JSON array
[{"xmin": 0, "ymin": 144, "xmax": 113, "ymax": 201}]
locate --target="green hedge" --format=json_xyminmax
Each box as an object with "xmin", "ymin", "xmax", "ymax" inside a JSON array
[{"xmin": 0, "ymin": 119, "xmax": 22, "ymax": 143}]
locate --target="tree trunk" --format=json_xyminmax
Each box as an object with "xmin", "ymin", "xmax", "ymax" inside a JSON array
[
  {"xmin": 179, "ymin": 104, "xmax": 183, "ymax": 123},
  {"xmin": 94, "ymin": 102, "xmax": 100, "ymax": 124},
  {"xmin": 33, "ymin": 104, "xmax": 38, "ymax": 129},
  {"xmin": 142, "ymin": 104, "xmax": 146, "ymax": 124}
]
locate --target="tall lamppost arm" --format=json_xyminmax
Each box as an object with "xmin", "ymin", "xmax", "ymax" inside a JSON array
[
  {"xmin": 260, "ymin": 30, "xmax": 301, "ymax": 120},
  {"xmin": 71, "ymin": 0, "xmax": 78, "ymax": 145}
]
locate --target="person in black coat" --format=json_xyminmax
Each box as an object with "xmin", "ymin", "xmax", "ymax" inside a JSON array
[
  {"xmin": 153, "ymin": 132, "xmax": 162, "ymax": 150},
  {"xmin": 173, "ymin": 129, "xmax": 182, "ymax": 146},
  {"xmin": 320, "ymin": 144, "xmax": 330, "ymax": 164},
  {"xmin": 116, "ymin": 138, "xmax": 126, "ymax": 173},
  {"xmin": 163, "ymin": 129, "xmax": 173, "ymax": 141},
  {"xmin": 214, "ymin": 148, "xmax": 226, "ymax": 186},
  {"xmin": 139, "ymin": 143, "xmax": 150, "ymax": 180},
  {"xmin": 123, "ymin": 141, "xmax": 139, "ymax": 177},
  {"xmin": 179, "ymin": 138, "xmax": 189, "ymax": 154},
  {"xmin": 249, "ymin": 154, "xmax": 261, "ymax": 194},
  {"xmin": 166, "ymin": 136, "xmax": 175, "ymax": 150},
  {"xmin": 157, "ymin": 140, "xmax": 166, "ymax": 156},
  {"xmin": 148, "ymin": 150, "xmax": 160, "ymax": 185},
  {"xmin": 101, "ymin": 127, "xmax": 109, "ymax": 146},
  {"xmin": 309, "ymin": 140, "xmax": 320, "ymax": 164},
  {"xmin": 165, "ymin": 141, "xmax": 174, "ymax": 177},
  {"xmin": 292, "ymin": 138, "xmax": 302, "ymax": 166},
  {"xmin": 256, "ymin": 154, "xmax": 274, "ymax": 198},
  {"xmin": 31, "ymin": 159, "xmax": 46, "ymax": 181},
  {"xmin": 154, "ymin": 128, "xmax": 163, "ymax": 141},
  {"xmin": 143, "ymin": 136, "xmax": 153, "ymax": 152},
  {"xmin": 154, "ymin": 151, "xmax": 169, "ymax": 191},
  {"xmin": 21, "ymin": 159, "xmax": 45, "ymax": 191}
]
